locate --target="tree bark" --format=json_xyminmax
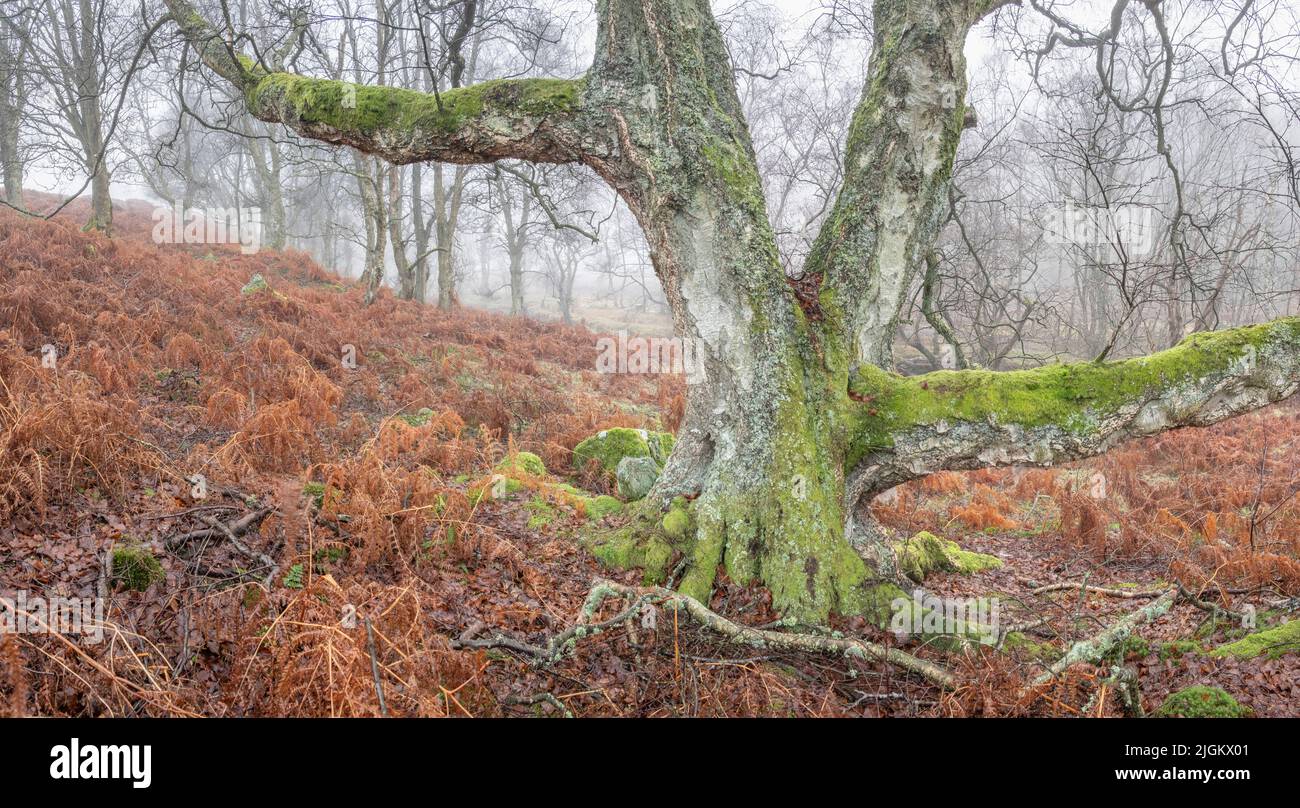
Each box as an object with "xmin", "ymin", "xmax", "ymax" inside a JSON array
[{"xmin": 164, "ymin": 0, "xmax": 1300, "ymax": 622}]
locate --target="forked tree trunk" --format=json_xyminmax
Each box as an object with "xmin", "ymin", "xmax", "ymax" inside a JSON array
[{"xmin": 165, "ymin": 0, "xmax": 1300, "ymax": 623}]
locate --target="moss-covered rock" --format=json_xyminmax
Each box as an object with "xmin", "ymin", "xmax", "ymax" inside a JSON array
[
  {"xmin": 572, "ymin": 428, "xmax": 675, "ymax": 475},
  {"xmin": 1154, "ymin": 686, "xmax": 1251, "ymax": 718},
  {"xmin": 111, "ymin": 545, "xmax": 165, "ymax": 592},
  {"xmin": 616, "ymin": 456, "xmax": 660, "ymax": 501},
  {"xmin": 1210, "ymin": 619, "xmax": 1300, "ymax": 660},
  {"xmin": 496, "ymin": 451, "xmax": 547, "ymax": 477},
  {"xmin": 892, "ymin": 531, "xmax": 1002, "ymax": 582}
]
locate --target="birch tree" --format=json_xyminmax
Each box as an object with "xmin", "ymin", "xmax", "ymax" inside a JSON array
[{"xmin": 164, "ymin": 0, "xmax": 1300, "ymax": 622}]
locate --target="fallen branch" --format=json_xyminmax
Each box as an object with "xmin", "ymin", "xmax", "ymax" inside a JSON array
[
  {"xmin": 502, "ymin": 692, "xmax": 573, "ymax": 717},
  {"xmin": 1176, "ymin": 583, "xmax": 1246, "ymax": 624},
  {"xmin": 1031, "ymin": 588, "xmax": 1177, "ymax": 688},
  {"xmin": 165, "ymin": 506, "xmax": 274, "ymax": 550},
  {"xmin": 1031, "ymin": 582, "xmax": 1167, "ymax": 599},
  {"xmin": 198, "ymin": 514, "xmax": 278, "ymax": 589}
]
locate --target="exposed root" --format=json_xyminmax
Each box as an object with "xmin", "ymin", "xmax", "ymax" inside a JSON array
[{"xmin": 453, "ymin": 577, "xmax": 956, "ymax": 690}]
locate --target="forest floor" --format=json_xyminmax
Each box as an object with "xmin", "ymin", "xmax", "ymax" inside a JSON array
[{"xmin": 0, "ymin": 197, "xmax": 1296, "ymax": 717}]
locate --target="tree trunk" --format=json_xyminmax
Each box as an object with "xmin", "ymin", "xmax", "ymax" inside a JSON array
[
  {"xmin": 0, "ymin": 37, "xmax": 24, "ymax": 208},
  {"xmin": 247, "ymin": 131, "xmax": 287, "ymax": 250},
  {"xmin": 354, "ymin": 153, "xmax": 388, "ymax": 303},
  {"xmin": 165, "ymin": 0, "xmax": 1300, "ymax": 623},
  {"xmin": 76, "ymin": 0, "xmax": 111, "ymax": 234}
]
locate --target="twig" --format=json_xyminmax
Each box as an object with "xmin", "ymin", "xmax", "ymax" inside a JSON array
[
  {"xmin": 165, "ymin": 506, "xmax": 274, "ymax": 550},
  {"xmin": 502, "ymin": 692, "xmax": 573, "ymax": 717},
  {"xmin": 365, "ymin": 617, "xmax": 388, "ymax": 717}
]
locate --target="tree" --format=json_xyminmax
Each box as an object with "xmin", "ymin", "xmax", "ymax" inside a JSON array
[
  {"xmin": 4, "ymin": 0, "xmax": 135, "ymax": 232},
  {"xmin": 164, "ymin": 0, "xmax": 1300, "ymax": 622},
  {"xmin": 0, "ymin": 27, "xmax": 30, "ymax": 207}
]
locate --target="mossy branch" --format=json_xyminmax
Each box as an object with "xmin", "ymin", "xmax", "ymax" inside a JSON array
[
  {"xmin": 163, "ymin": 0, "xmax": 589, "ymax": 167},
  {"xmin": 850, "ymin": 317, "xmax": 1300, "ymax": 489}
]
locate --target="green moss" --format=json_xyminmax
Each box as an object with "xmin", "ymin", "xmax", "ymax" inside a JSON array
[
  {"xmin": 1106, "ymin": 634, "xmax": 1151, "ymax": 663},
  {"xmin": 1154, "ymin": 686, "xmax": 1251, "ymax": 718},
  {"xmin": 892, "ymin": 531, "xmax": 1002, "ymax": 582},
  {"xmin": 1210, "ymin": 619, "xmax": 1300, "ymax": 660},
  {"xmin": 1157, "ymin": 639, "xmax": 1202, "ymax": 661},
  {"xmin": 572, "ymin": 428, "xmax": 673, "ymax": 475},
  {"xmin": 111, "ymin": 545, "xmax": 164, "ymax": 592},
  {"xmin": 400, "ymin": 407, "xmax": 435, "ymax": 427},
  {"xmin": 850, "ymin": 318, "xmax": 1300, "ymax": 458},
  {"xmin": 661, "ymin": 497, "xmax": 693, "ymax": 541},
  {"xmin": 525, "ymin": 495, "xmax": 558, "ymax": 529},
  {"xmin": 583, "ymin": 499, "xmax": 677, "ymax": 586},
  {"xmin": 247, "ymin": 74, "xmax": 582, "ymax": 136},
  {"xmin": 1001, "ymin": 631, "xmax": 1062, "ymax": 662},
  {"xmin": 496, "ymin": 451, "xmax": 547, "ymax": 478},
  {"xmin": 582, "ymin": 495, "xmax": 623, "ymax": 521},
  {"xmin": 698, "ymin": 135, "xmax": 768, "ymax": 217},
  {"xmin": 858, "ymin": 581, "xmax": 909, "ymax": 629}
]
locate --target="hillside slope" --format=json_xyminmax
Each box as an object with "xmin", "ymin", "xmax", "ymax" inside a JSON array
[{"xmin": 1, "ymin": 199, "xmax": 1296, "ymax": 717}]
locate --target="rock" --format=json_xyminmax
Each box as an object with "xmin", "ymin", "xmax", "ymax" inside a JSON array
[
  {"xmin": 573, "ymin": 427, "xmax": 675, "ymax": 475},
  {"xmin": 892, "ymin": 531, "xmax": 1002, "ymax": 582},
  {"xmin": 495, "ymin": 451, "xmax": 547, "ymax": 477},
  {"xmin": 616, "ymin": 456, "xmax": 660, "ymax": 501}
]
